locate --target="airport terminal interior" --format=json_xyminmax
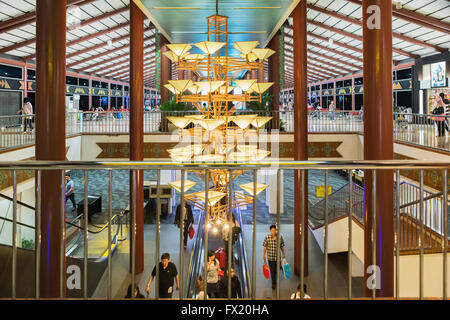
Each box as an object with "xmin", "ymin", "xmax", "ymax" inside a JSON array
[{"xmin": 0, "ymin": 0, "xmax": 449, "ymax": 300}]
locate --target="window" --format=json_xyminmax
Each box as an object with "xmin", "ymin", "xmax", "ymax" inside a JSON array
[
  {"xmin": 101, "ymin": 82, "xmax": 109, "ymax": 89},
  {"xmin": 396, "ymin": 68, "xmax": 412, "ymax": 80},
  {"xmin": 0, "ymin": 64, "xmax": 23, "ymax": 79},
  {"xmin": 79, "ymin": 78, "xmax": 89, "ymax": 87},
  {"xmin": 66, "ymin": 76, "xmax": 78, "ymax": 85},
  {"xmin": 344, "ymin": 79, "xmax": 352, "ymax": 87},
  {"xmin": 111, "ymin": 84, "xmax": 117, "ymax": 90},
  {"xmin": 92, "ymin": 80, "xmax": 101, "ymax": 88},
  {"xmin": 125, "ymin": 86, "xmax": 129, "ymax": 92},
  {"xmin": 336, "ymin": 81, "xmax": 343, "ymax": 88},
  {"xmin": 321, "ymin": 84, "xmax": 327, "ymax": 89},
  {"xmin": 354, "ymin": 77, "xmax": 363, "ymax": 86},
  {"xmin": 117, "ymin": 85, "xmax": 123, "ymax": 91},
  {"xmin": 27, "ymin": 69, "xmax": 36, "ymax": 80},
  {"xmin": 328, "ymin": 83, "xmax": 334, "ymax": 89}
]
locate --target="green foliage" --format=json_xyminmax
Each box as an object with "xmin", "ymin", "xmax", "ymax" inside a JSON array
[
  {"xmin": 159, "ymin": 96, "xmax": 194, "ymax": 112},
  {"xmin": 246, "ymin": 92, "xmax": 273, "ymax": 113},
  {"xmin": 21, "ymin": 238, "xmax": 34, "ymax": 250}
]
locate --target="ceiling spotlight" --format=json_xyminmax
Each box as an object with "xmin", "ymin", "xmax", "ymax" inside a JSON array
[
  {"xmin": 396, "ymin": 1, "xmax": 403, "ymax": 9},
  {"xmin": 328, "ymin": 38, "xmax": 334, "ymax": 46},
  {"xmin": 212, "ymin": 227, "xmax": 218, "ymax": 234}
]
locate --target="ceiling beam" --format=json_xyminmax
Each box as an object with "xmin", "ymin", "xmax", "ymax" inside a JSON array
[
  {"xmin": 67, "ymin": 34, "xmax": 155, "ymax": 68},
  {"xmin": 307, "ymin": 3, "xmax": 446, "ymax": 53},
  {"xmin": 344, "ymin": 0, "xmax": 450, "ymax": 34},
  {"xmin": 101, "ymin": 60, "xmax": 155, "ymax": 78},
  {"xmin": 20, "ymin": 22, "xmax": 130, "ymax": 61},
  {"xmin": 79, "ymin": 44, "xmax": 155, "ymax": 73},
  {"xmin": 110, "ymin": 64, "xmax": 155, "ymax": 79},
  {"xmin": 66, "ymin": 26, "xmax": 154, "ymax": 60},
  {"xmin": 308, "ymin": 49, "xmax": 361, "ymax": 70},
  {"xmin": 307, "ymin": 19, "xmax": 420, "ymax": 59},
  {"xmin": 0, "ymin": 0, "xmax": 97, "ymax": 34}
]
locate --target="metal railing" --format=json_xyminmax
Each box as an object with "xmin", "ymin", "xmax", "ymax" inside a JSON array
[
  {"xmin": 1, "ymin": 111, "xmax": 449, "ymax": 152},
  {"xmin": 0, "ymin": 160, "xmax": 448, "ymax": 300}
]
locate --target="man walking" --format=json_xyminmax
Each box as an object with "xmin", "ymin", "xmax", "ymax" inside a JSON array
[
  {"xmin": 65, "ymin": 173, "xmax": 77, "ymax": 212},
  {"xmin": 146, "ymin": 253, "xmax": 180, "ymax": 298},
  {"xmin": 174, "ymin": 202, "xmax": 194, "ymax": 248},
  {"xmin": 17, "ymin": 97, "xmax": 33, "ymax": 133},
  {"xmin": 263, "ymin": 224, "xmax": 286, "ymax": 290}
]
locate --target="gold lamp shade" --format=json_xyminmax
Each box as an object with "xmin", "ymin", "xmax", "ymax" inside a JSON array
[
  {"xmin": 184, "ymin": 114, "xmax": 206, "ymax": 120},
  {"xmin": 234, "ymin": 79, "xmax": 256, "ymax": 92},
  {"xmin": 250, "ymin": 82, "xmax": 274, "ymax": 94},
  {"xmin": 194, "ymin": 81, "xmax": 225, "ymax": 93},
  {"xmin": 239, "ymin": 182, "xmax": 269, "ymax": 196},
  {"xmin": 218, "ymin": 86, "xmax": 235, "ymax": 95},
  {"xmin": 193, "ymin": 154, "xmax": 225, "ymax": 162},
  {"xmin": 184, "ymin": 53, "xmax": 205, "ymax": 60},
  {"xmin": 164, "ymin": 83, "xmax": 180, "ymax": 94},
  {"xmin": 234, "ymin": 41, "xmax": 259, "ymax": 55},
  {"xmin": 168, "ymin": 179, "xmax": 197, "ymax": 192},
  {"xmin": 231, "ymin": 114, "xmax": 258, "ymax": 129},
  {"xmin": 167, "ymin": 43, "xmax": 192, "ymax": 57},
  {"xmin": 236, "ymin": 145, "xmax": 258, "ymax": 153},
  {"xmin": 163, "ymin": 51, "xmax": 177, "ymax": 63},
  {"xmin": 251, "ymin": 48, "xmax": 276, "ymax": 61},
  {"xmin": 170, "ymin": 153, "xmax": 193, "ymax": 162},
  {"xmin": 194, "ymin": 41, "xmax": 226, "ymax": 55},
  {"xmin": 168, "ymin": 80, "xmax": 193, "ymax": 94},
  {"xmin": 187, "ymin": 84, "xmax": 201, "ymax": 94},
  {"xmin": 251, "ymin": 116, "xmax": 272, "ymax": 128},
  {"xmin": 227, "ymin": 152, "xmax": 253, "ymax": 162},
  {"xmin": 192, "ymin": 190, "xmax": 227, "ymax": 206},
  {"xmin": 168, "ymin": 144, "xmax": 205, "ymax": 156},
  {"xmin": 198, "ymin": 119, "xmax": 226, "ymax": 131},
  {"xmin": 166, "ymin": 116, "xmax": 191, "ymax": 129}
]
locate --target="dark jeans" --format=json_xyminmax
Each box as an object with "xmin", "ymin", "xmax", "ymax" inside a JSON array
[
  {"xmin": 207, "ymin": 282, "xmax": 218, "ymax": 298},
  {"xmin": 183, "ymin": 224, "xmax": 189, "ymax": 246},
  {"xmin": 268, "ymin": 260, "xmax": 279, "ymax": 286},
  {"xmin": 65, "ymin": 193, "xmax": 76, "ymax": 210},
  {"xmin": 24, "ymin": 118, "xmax": 32, "ymax": 132},
  {"xmin": 437, "ymin": 121, "xmax": 446, "ymax": 136}
]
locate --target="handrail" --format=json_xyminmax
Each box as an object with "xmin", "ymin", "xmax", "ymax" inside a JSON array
[
  {"xmin": 0, "ymin": 192, "xmax": 35, "ymax": 211},
  {"xmin": 235, "ymin": 208, "xmax": 251, "ymax": 298},
  {"xmin": 0, "ymin": 160, "xmax": 448, "ymax": 170}
]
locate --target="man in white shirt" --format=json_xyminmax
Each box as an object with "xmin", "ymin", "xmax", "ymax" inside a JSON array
[{"xmin": 17, "ymin": 97, "xmax": 33, "ymax": 133}]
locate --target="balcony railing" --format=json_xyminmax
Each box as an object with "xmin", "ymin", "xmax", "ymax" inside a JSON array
[
  {"xmin": 0, "ymin": 160, "xmax": 448, "ymax": 299},
  {"xmin": 2, "ymin": 111, "xmax": 449, "ymax": 152}
]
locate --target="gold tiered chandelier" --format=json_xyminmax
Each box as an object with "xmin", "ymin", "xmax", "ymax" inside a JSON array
[{"xmin": 165, "ymin": 14, "xmax": 275, "ymax": 227}]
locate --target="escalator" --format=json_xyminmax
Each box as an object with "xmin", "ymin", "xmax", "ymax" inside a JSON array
[
  {"xmin": 185, "ymin": 207, "xmax": 251, "ymax": 299},
  {"xmin": 0, "ymin": 192, "xmax": 123, "ymax": 298}
]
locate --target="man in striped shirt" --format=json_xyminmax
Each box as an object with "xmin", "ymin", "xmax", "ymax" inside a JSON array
[{"xmin": 263, "ymin": 224, "xmax": 286, "ymax": 290}]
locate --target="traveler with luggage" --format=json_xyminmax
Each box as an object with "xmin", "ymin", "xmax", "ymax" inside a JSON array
[{"xmin": 263, "ymin": 224, "xmax": 286, "ymax": 290}]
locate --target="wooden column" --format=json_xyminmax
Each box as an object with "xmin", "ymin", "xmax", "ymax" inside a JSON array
[
  {"xmin": 362, "ymin": 0, "xmax": 394, "ymax": 297},
  {"xmin": 268, "ymin": 33, "xmax": 281, "ymax": 130},
  {"xmin": 129, "ymin": 1, "xmax": 144, "ymax": 274},
  {"xmin": 35, "ymin": 0, "xmax": 67, "ymax": 298},
  {"xmin": 292, "ymin": 0, "xmax": 308, "ymax": 277}
]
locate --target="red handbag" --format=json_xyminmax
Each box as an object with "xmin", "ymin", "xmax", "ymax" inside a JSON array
[
  {"xmin": 188, "ymin": 226, "xmax": 195, "ymax": 239},
  {"xmin": 263, "ymin": 264, "xmax": 270, "ymax": 279}
]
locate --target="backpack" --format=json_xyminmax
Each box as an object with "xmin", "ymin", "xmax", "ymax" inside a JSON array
[{"xmin": 215, "ymin": 247, "xmax": 226, "ymax": 269}]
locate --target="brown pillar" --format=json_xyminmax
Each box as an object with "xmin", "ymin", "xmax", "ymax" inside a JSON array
[
  {"xmin": 292, "ymin": 0, "xmax": 308, "ymax": 277},
  {"xmin": 130, "ymin": 1, "xmax": 144, "ymax": 274},
  {"xmin": 35, "ymin": 0, "xmax": 67, "ymax": 298},
  {"xmin": 160, "ymin": 35, "xmax": 171, "ymax": 132},
  {"xmin": 362, "ymin": 0, "xmax": 394, "ymax": 297},
  {"xmin": 251, "ymin": 69, "xmax": 257, "ymax": 80},
  {"xmin": 268, "ymin": 34, "xmax": 281, "ymax": 130},
  {"xmin": 178, "ymin": 69, "xmax": 184, "ymax": 80}
]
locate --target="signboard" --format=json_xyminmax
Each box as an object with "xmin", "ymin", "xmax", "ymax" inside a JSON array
[
  {"xmin": 66, "ymin": 85, "xmax": 89, "ymax": 95},
  {"xmin": 315, "ymin": 186, "xmax": 332, "ymax": 198},
  {"xmin": 431, "ymin": 61, "xmax": 447, "ymax": 88}
]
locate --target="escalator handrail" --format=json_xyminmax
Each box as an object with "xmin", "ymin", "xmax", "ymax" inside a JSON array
[
  {"xmin": 0, "ymin": 192, "xmax": 35, "ymax": 210},
  {"xmin": 235, "ymin": 207, "xmax": 251, "ymax": 298}
]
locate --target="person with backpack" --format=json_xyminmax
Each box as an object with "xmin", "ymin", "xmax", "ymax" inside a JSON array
[
  {"xmin": 206, "ymin": 250, "xmax": 222, "ymax": 298},
  {"xmin": 174, "ymin": 202, "xmax": 194, "ymax": 248},
  {"xmin": 263, "ymin": 224, "xmax": 286, "ymax": 290}
]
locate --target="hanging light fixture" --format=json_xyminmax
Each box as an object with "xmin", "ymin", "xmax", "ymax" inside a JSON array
[
  {"xmin": 194, "ymin": 41, "xmax": 226, "ymax": 55},
  {"xmin": 239, "ymin": 182, "xmax": 269, "ymax": 196},
  {"xmin": 168, "ymin": 180, "xmax": 197, "ymax": 192},
  {"xmin": 251, "ymin": 48, "xmax": 275, "ymax": 60},
  {"xmin": 234, "ymin": 41, "xmax": 259, "ymax": 55}
]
